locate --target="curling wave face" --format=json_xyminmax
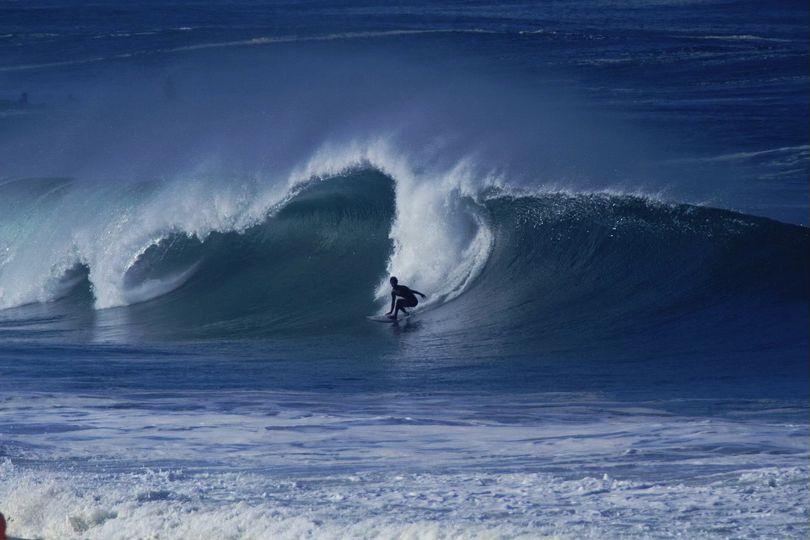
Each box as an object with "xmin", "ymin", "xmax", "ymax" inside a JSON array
[{"xmin": 0, "ymin": 164, "xmax": 807, "ymax": 351}]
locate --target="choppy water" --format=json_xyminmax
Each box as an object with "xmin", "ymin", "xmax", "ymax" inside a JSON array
[{"xmin": 0, "ymin": 1, "xmax": 808, "ymax": 538}]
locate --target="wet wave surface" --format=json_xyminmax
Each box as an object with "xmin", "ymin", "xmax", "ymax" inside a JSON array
[{"xmin": 1, "ymin": 167, "xmax": 806, "ymax": 353}]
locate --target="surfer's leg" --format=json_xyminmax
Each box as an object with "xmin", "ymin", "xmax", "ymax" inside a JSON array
[
  {"xmin": 396, "ymin": 298, "xmax": 417, "ymax": 317},
  {"xmin": 394, "ymin": 298, "xmax": 409, "ymax": 317}
]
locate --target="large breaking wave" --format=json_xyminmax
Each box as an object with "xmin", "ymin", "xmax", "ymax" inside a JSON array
[
  {"xmin": 0, "ymin": 41, "xmax": 807, "ymax": 347},
  {"xmin": 0, "ymin": 158, "xmax": 806, "ymax": 347}
]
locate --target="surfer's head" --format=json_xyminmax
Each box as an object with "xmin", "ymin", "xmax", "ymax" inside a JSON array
[{"xmin": 390, "ymin": 276, "xmax": 398, "ymax": 286}]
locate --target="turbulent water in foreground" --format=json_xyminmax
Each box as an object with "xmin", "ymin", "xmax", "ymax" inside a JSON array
[{"xmin": 0, "ymin": 1, "xmax": 808, "ymax": 538}]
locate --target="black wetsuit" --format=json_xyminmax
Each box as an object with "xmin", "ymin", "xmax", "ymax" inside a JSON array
[
  {"xmin": 392, "ymin": 285, "xmax": 419, "ymax": 309},
  {"xmin": 388, "ymin": 283, "xmax": 425, "ymax": 319}
]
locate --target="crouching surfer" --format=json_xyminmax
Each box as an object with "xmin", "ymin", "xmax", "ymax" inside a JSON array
[{"xmin": 386, "ymin": 276, "xmax": 426, "ymax": 320}]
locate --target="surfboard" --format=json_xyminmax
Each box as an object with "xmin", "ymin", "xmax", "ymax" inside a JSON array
[{"xmin": 367, "ymin": 313, "xmax": 412, "ymax": 323}]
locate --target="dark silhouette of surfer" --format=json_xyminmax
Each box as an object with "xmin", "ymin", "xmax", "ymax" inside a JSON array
[{"xmin": 386, "ymin": 276, "xmax": 426, "ymax": 320}]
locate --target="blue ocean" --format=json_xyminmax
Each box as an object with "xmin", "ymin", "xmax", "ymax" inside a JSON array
[{"xmin": 0, "ymin": 1, "xmax": 808, "ymax": 538}]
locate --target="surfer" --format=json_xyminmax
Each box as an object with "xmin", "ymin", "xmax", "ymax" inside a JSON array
[{"xmin": 386, "ymin": 276, "xmax": 426, "ymax": 320}]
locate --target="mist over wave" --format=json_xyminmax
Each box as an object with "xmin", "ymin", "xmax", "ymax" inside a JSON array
[
  {"xmin": 0, "ymin": 44, "xmax": 653, "ymax": 312},
  {"xmin": 0, "ymin": 16, "xmax": 806, "ymax": 351}
]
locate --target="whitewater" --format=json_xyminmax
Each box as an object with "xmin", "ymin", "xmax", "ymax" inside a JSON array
[
  {"xmin": 0, "ymin": 1, "xmax": 808, "ymax": 538},
  {"xmin": 0, "ymin": 143, "xmax": 493, "ymax": 313}
]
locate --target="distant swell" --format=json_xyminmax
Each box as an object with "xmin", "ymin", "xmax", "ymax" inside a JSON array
[{"xmin": 0, "ymin": 28, "xmax": 499, "ymax": 73}]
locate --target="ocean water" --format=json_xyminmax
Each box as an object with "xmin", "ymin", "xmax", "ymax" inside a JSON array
[{"xmin": 0, "ymin": 1, "xmax": 808, "ymax": 538}]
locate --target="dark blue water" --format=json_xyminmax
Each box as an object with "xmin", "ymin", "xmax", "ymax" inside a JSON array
[{"xmin": 0, "ymin": 2, "xmax": 808, "ymax": 538}]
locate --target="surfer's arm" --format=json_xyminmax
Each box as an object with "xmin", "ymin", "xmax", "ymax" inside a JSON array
[
  {"xmin": 387, "ymin": 292, "xmax": 396, "ymax": 314},
  {"xmin": 412, "ymin": 290, "xmax": 426, "ymax": 298}
]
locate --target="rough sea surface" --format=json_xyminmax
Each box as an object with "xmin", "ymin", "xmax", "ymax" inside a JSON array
[{"xmin": 0, "ymin": 1, "xmax": 808, "ymax": 538}]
